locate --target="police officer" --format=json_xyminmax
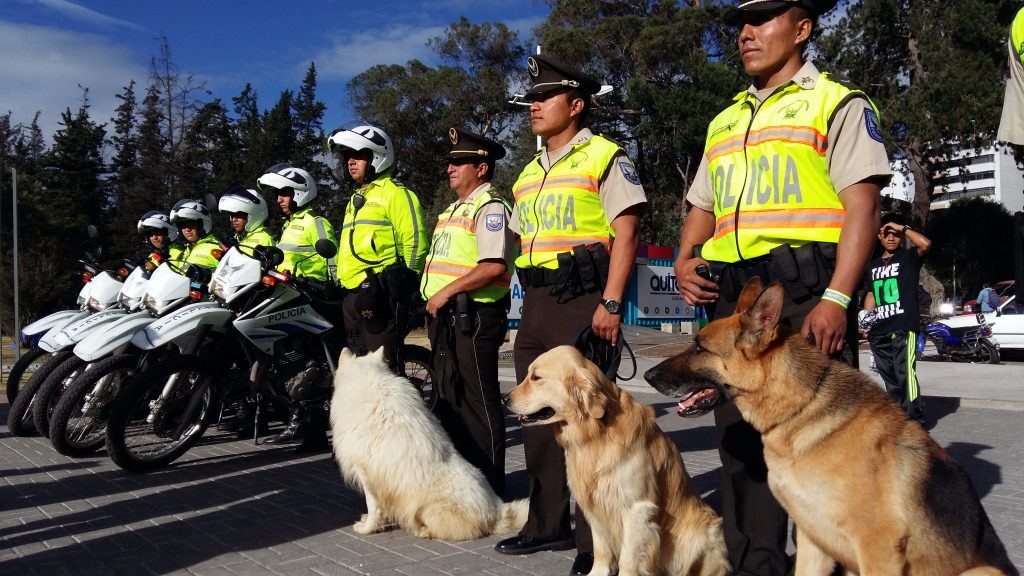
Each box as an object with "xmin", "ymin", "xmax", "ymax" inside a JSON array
[
  {"xmin": 493, "ymin": 55, "xmax": 646, "ymax": 576},
  {"xmin": 999, "ymin": 6, "xmax": 1024, "ymax": 145},
  {"xmin": 327, "ymin": 125, "xmax": 428, "ymax": 370},
  {"xmin": 256, "ymin": 164, "xmax": 338, "ymax": 449},
  {"xmin": 674, "ymin": 1, "xmax": 889, "ymax": 574},
  {"xmin": 257, "ymin": 163, "xmax": 337, "ymax": 282},
  {"xmin": 169, "ymin": 199, "xmax": 222, "ymax": 270},
  {"xmin": 218, "ymin": 186, "xmax": 275, "ymax": 254},
  {"xmin": 421, "ymin": 127, "xmax": 515, "ymax": 496},
  {"xmin": 136, "ymin": 210, "xmax": 180, "ymax": 271}
]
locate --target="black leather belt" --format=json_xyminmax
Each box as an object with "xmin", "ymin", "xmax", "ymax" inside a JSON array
[{"xmin": 518, "ymin": 267, "xmax": 561, "ymax": 287}]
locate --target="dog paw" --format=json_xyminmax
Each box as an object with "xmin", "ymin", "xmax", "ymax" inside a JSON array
[
  {"xmin": 413, "ymin": 525, "xmax": 434, "ymax": 539},
  {"xmin": 353, "ymin": 519, "xmax": 378, "ymax": 534}
]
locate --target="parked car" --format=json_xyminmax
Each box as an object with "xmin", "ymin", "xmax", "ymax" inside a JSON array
[
  {"xmin": 940, "ymin": 294, "xmax": 1023, "ymax": 351},
  {"xmin": 962, "ymin": 280, "xmax": 1015, "ymax": 315}
]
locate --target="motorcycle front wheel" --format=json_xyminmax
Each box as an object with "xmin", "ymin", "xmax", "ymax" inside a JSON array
[
  {"xmin": 6, "ymin": 350, "xmax": 75, "ymax": 436},
  {"xmin": 977, "ymin": 340, "xmax": 1001, "ymax": 365},
  {"xmin": 105, "ymin": 355, "xmax": 217, "ymax": 473},
  {"xmin": 32, "ymin": 354, "xmax": 88, "ymax": 438},
  {"xmin": 50, "ymin": 354, "xmax": 137, "ymax": 457},
  {"xmin": 5, "ymin": 346, "xmax": 46, "ymax": 403},
  {"xmin": 399, "ymin": 344, "xmax": 436, "ymax": 411}
]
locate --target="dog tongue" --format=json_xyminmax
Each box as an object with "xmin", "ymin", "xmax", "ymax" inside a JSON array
[{"xmin": 677, "ymin": 388, "xmax": 716, "ymax": 414}]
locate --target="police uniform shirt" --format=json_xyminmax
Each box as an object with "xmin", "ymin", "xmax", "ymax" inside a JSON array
[
  {"xmin": 462, "ymin": 183, "xmax": 516, "ymax": 264},
  {"xmin": 998, "ymin": 7, "xmax": 1024, "ymax": 145},
  {"xmin": 687, "ymin": 61, "xmax": 892, "ymax": 211},
  {"xmin": 509, "ymin": 128, "xmax": 648, "ymax": 236}
]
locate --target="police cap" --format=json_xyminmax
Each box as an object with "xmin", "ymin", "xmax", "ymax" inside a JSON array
[
  {"xmin": 722, "ymin": 0, "xmax": 837, "ymax": 26},
  {"xmin": 523, "ymin": 54, "xmax": 601, "ymax": 101},
  {"xmin": 445, "ymin": 127, "xmax": 506, "ymax": 162}
]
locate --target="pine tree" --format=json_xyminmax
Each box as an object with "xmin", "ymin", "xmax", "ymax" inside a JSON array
[
  {"xmin": 262, "ymin": 90, "xmax": 295, "ymax": 169},
  {"xmin": 232, "ymin": 83, "xmax": 265, "ymax": 179},
  {"xmin": 107, "ymin": 81, "xmax": 147, "ymax": 258},
  {"xmin": 292, "ymin": 63, "xmax": 333, "ymax": 203}
]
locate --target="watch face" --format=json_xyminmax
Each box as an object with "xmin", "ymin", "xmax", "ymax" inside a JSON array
[{"xmin": 604, "ymin": 299, "xmax": 620, "ymax": 314}]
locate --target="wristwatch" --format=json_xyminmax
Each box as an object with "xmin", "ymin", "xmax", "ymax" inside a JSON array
[{"xmin": 602, "ymin": 298, "xmax": 622, "ymax": 315}]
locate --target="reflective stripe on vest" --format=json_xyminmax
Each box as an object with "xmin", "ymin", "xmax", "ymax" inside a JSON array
[
  {"xmin": 338, "ymin": 176, "xmax": 425, "ymax": 289},
  {"xmin": 178, "ymin": 235, "xmax": 221, "ymax": 270},
  {"xmin": 278, "ymin": 208, "xmax": 336, "ymax": 282},
  {"xmin": 237, "ymin": 227, "xmax": 275, "ymax": 254},
  {"xmin": 421, "ymin": 191, "xmax": 512, "ymax": 303},
  {"xmin": 512, "ymin": 135, "xmax": 618, "ymax": 270},
  {"xmin": 702, "ymin": 72, "xmax": 875, "ymax": 263}
]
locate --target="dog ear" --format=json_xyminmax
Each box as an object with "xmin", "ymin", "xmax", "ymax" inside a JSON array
[
  {"xmin": 739, "ymin": 282, "xmax": 785, "ymax": 350},
  {"xmin": 734, "ymin": 277, "xmax": 765, "ymax": 315},
  {"xmin": 570, "ymin": 364, "xmax": 608, "ymax": 420},
  {"xmin": 338, "ymin": 347, "xmax": 355, "ymax": 369},
  {"xmin": 370, "ymin": 347, "xmax": 386, "ymax": 361}
]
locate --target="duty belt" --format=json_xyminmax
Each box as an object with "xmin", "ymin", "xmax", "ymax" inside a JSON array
[{"xmin": 518, "ymin": 267, "xmax": 562, "ymax": 287}]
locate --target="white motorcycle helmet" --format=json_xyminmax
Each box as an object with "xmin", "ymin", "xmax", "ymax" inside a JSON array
[
  {"xmin": 326, "ymin": 125, "xmax": 394, "ymax": 180},
  {"xmin": 256, "ymin": 163, "xmax": 317, "ymax": 208},
  {"xmin": 170, "ymin": 199, "xmax": 213, "ymax": 236},
  {"xmin": 218, "ymin": 186, "xmax": 269, "ymax": 232},
  {"xmin": 136, "ymin": 210, "xmax": 178, "ymax": 242}
]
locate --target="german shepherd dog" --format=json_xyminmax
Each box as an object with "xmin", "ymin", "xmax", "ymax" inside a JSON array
[{"xmin": 644, "ymin": 278, "xmax": 1017, "ymax": 576}]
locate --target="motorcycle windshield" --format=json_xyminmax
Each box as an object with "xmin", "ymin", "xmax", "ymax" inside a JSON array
[
  {"xmin": 118, "ymin": 266, "xmax": 150, "ymax": 310},
  {"xmin": 141, "ymin": 264, "xmax": 192, "ymax": 316},
  {"xmin": 210, "ymin": 247, "xmax": 262, "ymax": 305},
  {"xmin": 86, "ymin": 271, "xmax": 125, "ymax": 312}
]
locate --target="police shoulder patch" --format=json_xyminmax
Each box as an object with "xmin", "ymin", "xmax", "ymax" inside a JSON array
[
  {"xmin": 618, "ymin": 161, "xmax": 641, "ymax": 185},
  {"xmin": 485, "ymin": 213, "xmax": 504, "ymax": 232},
  {"xmin": 864, "ymin": 108, "xmax": 884, "ymax": 143}
]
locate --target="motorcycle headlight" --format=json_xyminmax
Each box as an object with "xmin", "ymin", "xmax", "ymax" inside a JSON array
[
  {"xmin": 143, "ymin": 293, "xmax": 170, "ymax": 315},
  {"xmin": 87, "ymin": 296, "xmax": 109, "ymax": 312}
]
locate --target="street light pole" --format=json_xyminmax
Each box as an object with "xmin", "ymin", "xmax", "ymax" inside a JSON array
[{"xmin": 11, "ymin": 167, "xmax": 19, "ymax": 360}]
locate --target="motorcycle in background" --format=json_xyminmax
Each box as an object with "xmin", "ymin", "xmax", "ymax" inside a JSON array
[{"xmin": 922, "ymin": 312, "xmax": 1000, "ymax": 364}]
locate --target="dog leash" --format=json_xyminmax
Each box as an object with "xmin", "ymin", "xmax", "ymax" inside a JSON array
[{"xmin": 571, "ymin": 327, "xmax": 637, "ymax": 382}]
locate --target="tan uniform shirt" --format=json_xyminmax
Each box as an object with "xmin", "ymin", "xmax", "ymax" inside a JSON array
[
  {"xmin": 998, "ymin": 11, "xmax": 1024, "ymax": 145},
  {"xmin": 464, "ymin": 183, "xmax": 515, "ymax": 263},
  {"xmin": 687, "ymin": 61, "xmax": 891, "ymax": 211},
  {"xmin": 510, "ymin": 128, "xmax": 647, "ymax": 235}
]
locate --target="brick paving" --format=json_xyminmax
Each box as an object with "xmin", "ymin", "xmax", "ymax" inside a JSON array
[{"xmin": 2, "ymin": 377, "xmax": 1022, "ymax": 574}]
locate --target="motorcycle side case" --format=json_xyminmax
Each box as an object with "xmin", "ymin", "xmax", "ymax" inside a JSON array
[
  {"xmin": 73, "ymin": 311, "xmax": 155, "ymax": 361},
  {"xmin": 39, "ymin": 308, "xmax": 128, "ymax": 352},
  {"xmin": 22, "ymin": 309, "xmax": 89, "ymax": 339},
  {"xmin": 131, "ymin": 302, "xmax": 231, "ymax": 351}
]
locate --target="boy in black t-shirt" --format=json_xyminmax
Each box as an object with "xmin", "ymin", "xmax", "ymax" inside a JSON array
[{"xmin": 863, "ymin": 214, "xmax": 932, "ymax": 421}]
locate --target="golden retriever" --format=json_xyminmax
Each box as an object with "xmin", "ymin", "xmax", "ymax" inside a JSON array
[
  {"xmin": 330, "ymin": 347, "xmax": 527, "ymax": 541},
  {"xmin": 504, "ymin": 345, "xmax": 729, "ymax": 576}
]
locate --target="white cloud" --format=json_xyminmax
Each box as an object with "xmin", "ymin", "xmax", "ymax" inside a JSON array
[
  {"xmin": 314, "ymin": 24, "xmax": 448, "ymax": 80},
  {"xmin": 22, "ymin": 0, "xmax": 149, "ymax": 32},
  {"xmin": 0, "ymin": 20, "xmax": 148, "ymax": 140}
]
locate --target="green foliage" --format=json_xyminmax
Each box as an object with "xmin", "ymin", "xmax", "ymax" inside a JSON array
[{"xmin": 924, "ymin": 196, "xmax": 1015, "ymax": 299}]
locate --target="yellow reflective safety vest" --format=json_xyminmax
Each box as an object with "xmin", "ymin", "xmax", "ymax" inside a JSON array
[
  {"xmin": 338, "ymin": 175, "xmax": 428, "ymax": 289},
  {"xmin": 420, "ymin": 190, "xmax": 513, "ymax": 303},
  {"xmin": 702, "ymin": 72, "xmax": 878, "ymax": 263},
  {"xmin": 512, "ymin": 135, "xmax": 618, "ymax": 270},
  {"xmin": 235, "ymin": 226, "xmax": 275, "ymax": 255},
  {"xmin": 172, "ymin": 234, "xmax": 222, "ymax": 270},
  {"xmin": 278, "ymin": 208, "xmax": 337, "ymax": 282}
]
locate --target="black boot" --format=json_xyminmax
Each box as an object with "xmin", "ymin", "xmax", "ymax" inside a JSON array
[
  {"xmin": 265, "ymin": 403, "xmax": 309, "ymax": 444},
  {"xmin": 295, "ymin": 402, "xmax": 329, "ymax": 453},
  {"xmin": 232, "ymin": 398, "xmax": 269, "ymax": 439}
]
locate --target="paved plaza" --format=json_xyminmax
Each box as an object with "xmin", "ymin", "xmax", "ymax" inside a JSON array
[{"xmin": 2, "ymin": 331, "xmax": 1023, "ymax": 575}]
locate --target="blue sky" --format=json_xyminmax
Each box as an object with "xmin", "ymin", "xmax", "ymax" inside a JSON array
[{"xmin": 0, "ymin": 0, "xmax": 548, "ymax": 141}]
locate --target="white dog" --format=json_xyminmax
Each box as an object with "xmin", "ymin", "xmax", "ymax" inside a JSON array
[{"xmin": 330, "ymin": 347, "xmax": 527, "ymax": 541}]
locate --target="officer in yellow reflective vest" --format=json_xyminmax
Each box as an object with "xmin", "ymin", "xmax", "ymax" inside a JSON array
[
  {"xmin": 136, "ymin": 211, "xmax": 179, "ymax": 271},
  {"xmin": 257, "ymin": 163, "xmax": 337, "ymax": 283},
  {"xmin": 493, "ymin": 55, "xmax": 646, "ymax": 576},
  {"xmin": 169, "ymin": 199, "xmax": 222, "ymax": 271},
  {"xmin": 999, "ymin": 6, "xmax": 1024, "ymax": 144},
  {"xmin": 327, "ymin": 125, "xmax": 428, "ymax": 370},
  {"xmin": 673, "ymin": 1, "xmax": 889, "ymax": 574},
  {"xmin": 218, "ymin": 187, "xmax": 275, "ymax": 255},
  {"xmin": 420, "ymin": 127, "xmax": 515, "ymax": 497}
]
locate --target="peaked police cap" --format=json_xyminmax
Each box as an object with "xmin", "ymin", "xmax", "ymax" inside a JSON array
[
  {"xmin": 445, "ymin": 128, "xmax": 506, "ymax": 162},
  {"xmin": 523, "ymin": 54, "xmax": 601, "ymax": 101},
  {"xmin": 723, "ymin": 0, "xmax": 837, "ymax": 26}
]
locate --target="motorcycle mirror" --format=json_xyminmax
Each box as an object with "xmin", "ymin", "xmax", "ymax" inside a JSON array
[
  {"xmin": 87, "ymin": 224, "xmax": 100, "ymax": 241},
  {"xmin": 185, "ymin": 264, "xmax": 212, "ymax": 284},
  {"xmin": 203, "ymin": 192, "xmax": 218, "ymax": 214},
  {"xmin": 314, "ymin": 239, "xmax": 338, "ymax": 259},
  {"xmin": 263, "ymin": 246, "xmax": 285, "ymax": 268}
]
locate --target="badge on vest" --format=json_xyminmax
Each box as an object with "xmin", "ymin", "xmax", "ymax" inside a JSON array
[
  {"xmin": 619, "ymin": 161, "xmax": 641, "ymax": 185},
  {"xmin": 485, "ymin": 213, "xmax": 504, "ymax": 232},
  {"xmin": 864, "ymin": 109, "xmax": 884, "ymax": 143}
]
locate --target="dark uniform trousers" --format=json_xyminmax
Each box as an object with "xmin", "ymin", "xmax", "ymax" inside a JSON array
[
  {"xmin": 341, "ymin": 292, "xmax": 403, "ymax": 370},
  {"xmin": 514, "ymin": 286, "xmax": 606, "ymax": 552},
  {"xmin": 710, "ymin": 282, "xmax": 857, "ymax": 576},
  {"xmin": 427, "ymin": 304, "xmax": 508, "ymax": 496}
]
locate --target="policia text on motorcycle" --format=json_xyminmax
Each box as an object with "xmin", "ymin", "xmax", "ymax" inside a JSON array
[
  {"xmin": 328, "ymin": 125, "xmax": 428, "ymax": 371},
  {"xmin": 493, "ymin": 54, "xmax": 647, "ymax": 576},
  {"xmin": 420, "ymin": 127, "xmax": 516, "ymax": 497}
]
